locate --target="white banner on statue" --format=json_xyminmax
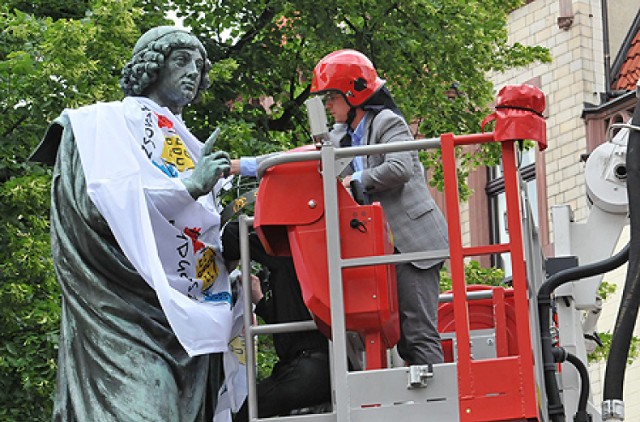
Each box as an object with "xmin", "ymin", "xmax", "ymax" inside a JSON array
[{"xmin": 66, "ymin": 97, "xmax": 237, "ymax": 356}]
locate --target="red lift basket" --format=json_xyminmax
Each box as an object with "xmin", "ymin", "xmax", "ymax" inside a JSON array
[{"xmin": 253, "ymin": 145, "xmax": 400, "ymax": 369}]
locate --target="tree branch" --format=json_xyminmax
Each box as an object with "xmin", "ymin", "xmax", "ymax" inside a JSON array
[
  {"xmin": 267, "ymin": 85, "xmax": 310, "ymax": 132},
  {"xmin": 3, "ymin": 114, "xmax": 28, "ymax": 138},
  {"xmin": 220, "ymin": 3, "xmax": 277, "ymax": 58}
]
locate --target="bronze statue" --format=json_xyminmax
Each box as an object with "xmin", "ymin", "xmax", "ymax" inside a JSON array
[{"xmin": 31, "ymin": 26, "xmax": 236, "ymax": 421}]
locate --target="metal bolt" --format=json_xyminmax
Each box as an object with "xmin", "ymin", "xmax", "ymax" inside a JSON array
[{"xmin": 308, "ymin": 200, "xmax": 317, "ymax": 209}]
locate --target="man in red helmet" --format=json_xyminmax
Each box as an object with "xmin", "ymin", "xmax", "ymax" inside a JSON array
[{"xmin": 310, "ymin": 49, "xmax": 449, "ymax": 366}]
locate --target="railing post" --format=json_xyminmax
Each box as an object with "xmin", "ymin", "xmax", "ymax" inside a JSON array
[
  {"xmin": 440, "ymin": 133, "xmax": 474, "ymax": 401},
  {"xmin": 320, "ymin": 144, "xmax": 351, "ymax": 422},
  {"xmin": 239, "ymin": 215, "xmax": 259, "ymax": 421}
]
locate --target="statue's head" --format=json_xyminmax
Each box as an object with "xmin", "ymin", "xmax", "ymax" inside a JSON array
[{"xmin": 120, "ymin": 26, "xmax": 212, "ymax": 101}]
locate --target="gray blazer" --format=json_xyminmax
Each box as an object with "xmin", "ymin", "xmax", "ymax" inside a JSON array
[{"xmin": 330, "ymin": 109, "xmax": 449, "ymax": 269}]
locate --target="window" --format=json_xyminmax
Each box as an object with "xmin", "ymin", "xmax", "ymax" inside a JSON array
[{"xmin": 486, "ymin": 147, "xmax": 538, "ymax": 278}]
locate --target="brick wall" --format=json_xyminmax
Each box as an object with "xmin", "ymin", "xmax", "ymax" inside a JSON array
[
  {"xmin": 485, "ymin": 0, "xmax": 640, "ymax": 419},
  {"xmin": 491, "ymin": 0, "xmax": 604, "ymax": 225}
]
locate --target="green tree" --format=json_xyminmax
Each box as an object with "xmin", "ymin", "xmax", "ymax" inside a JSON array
[
  {"xmin": 0, "ymin": 0, "xmax": 549, "ymax": 419},
  {"xmin": 587, "ymin": 281, "xmax": 639, "ymax": 364},
  {"xmin": 0, "ymin": 1, "xmax": 145, "ymax": 419},
  {"xmin": 179, "ymin": 0, "xmax": 550, "ymax": 149},
  {"xmin": 178, "ymin": 0, "xmax": 549, "ymax": 199},
  {"xmin": 439, "ymin": 260, "xmax": 506, "ymax": 293}
]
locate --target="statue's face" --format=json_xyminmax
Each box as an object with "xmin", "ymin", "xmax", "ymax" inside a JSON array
[{"xmin": 147, "ymin": 47, "xmax": 204, "ymax": 113}]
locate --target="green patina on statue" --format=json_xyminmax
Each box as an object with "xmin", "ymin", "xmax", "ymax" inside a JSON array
[{"xmin": 31, "ymin": 26, "xmax": 233, "ymax": 421}]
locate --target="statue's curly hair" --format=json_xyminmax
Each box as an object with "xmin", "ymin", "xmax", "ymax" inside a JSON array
[{"xmin": 120, "ymin": 30, "xmax": 212, "ymax": 100}]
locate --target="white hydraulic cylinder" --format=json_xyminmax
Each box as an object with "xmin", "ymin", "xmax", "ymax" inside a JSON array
[{"xmin": 551, "ymin": 125, "xmax": 631, "ymax": 422}]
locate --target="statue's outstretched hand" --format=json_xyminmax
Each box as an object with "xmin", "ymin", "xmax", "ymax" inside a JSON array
[{"xmin": 182, "ymin": 128, "xmax": 231, "ymax": 199}]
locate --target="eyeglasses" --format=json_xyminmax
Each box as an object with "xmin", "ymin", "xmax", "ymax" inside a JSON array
[{"xmin": 324, "ymin": 92, "xmax": 341, "ymax": 102}]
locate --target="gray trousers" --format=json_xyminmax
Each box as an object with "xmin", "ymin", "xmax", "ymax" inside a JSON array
[{"xmin": 395, "ymin": 262, "xmax": 444, "ymax": 365}]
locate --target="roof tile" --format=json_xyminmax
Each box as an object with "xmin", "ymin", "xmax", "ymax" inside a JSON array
[{"xmin": 614, "ymin": 30, "xmax": 640, "ymax": 91}]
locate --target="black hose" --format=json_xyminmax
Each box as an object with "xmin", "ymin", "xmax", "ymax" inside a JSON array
[
  {"xmin": 538, "ymin": 243, "xmax": 630, "ymax": 422},
  {"xmin": 603, "ymin": 97, "xmax": 640, "ymax": 402},
  {"xmin": 551, "ymin": 348, "xmax": 593, "ymax": 422},
  {"xmin": 565, "ymin": 352, "xmax": 590, "ymax": 414}
]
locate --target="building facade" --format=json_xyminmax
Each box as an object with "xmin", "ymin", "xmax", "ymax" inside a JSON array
[{"xmin": 471, "ymin": 0, "xmax": 640, "ymax": 419}]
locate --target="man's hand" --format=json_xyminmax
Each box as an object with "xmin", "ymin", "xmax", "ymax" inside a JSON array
[
  {"xmin": 230, "ymin": 159, "xmax": 241, "ymax": 175},
  {"xmin": 182, "ymin": 128, "xmax": 231, "ymax": 199},
  {"xmin": 232, "ymin": 273, "xmax": 264, "ymax": 305},
  {"xmin": 341, "ymin": 175, "xmax": 352, "ymax": 188},
  {"xmin": 249, "ymin": 275, "xmax": 264, "ymax": 305}
]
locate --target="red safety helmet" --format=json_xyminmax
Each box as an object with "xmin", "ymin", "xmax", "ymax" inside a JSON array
[{"xmin": 310, "ymin": 49, "xmax": 386, "ymax": 107}]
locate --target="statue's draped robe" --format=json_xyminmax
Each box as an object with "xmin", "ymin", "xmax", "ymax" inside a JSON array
[{"xmin": 39, "ymin": 100, "xmax": 229, "ymax": 421}]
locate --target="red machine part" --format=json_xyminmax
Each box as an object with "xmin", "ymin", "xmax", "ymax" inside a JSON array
[
  {"xmin": 439, "ymin": 85, "xmax": 546, "ymax": 421},
  {"xmin": 438, "ymin": 285, "xmax": 518, "ymax": 363},
  {"xmin": 254, "ymin": 145, "xmax": 399, "ymax": 369},
  {"xmin": 481, "ymin": 83, "xmax": 547, "ymax": 150}
]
